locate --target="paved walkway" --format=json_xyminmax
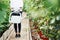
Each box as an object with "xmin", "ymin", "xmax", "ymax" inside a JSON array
[{"xmin": 7, "ymin": 12, "xmax": 32, "ymax": 40}]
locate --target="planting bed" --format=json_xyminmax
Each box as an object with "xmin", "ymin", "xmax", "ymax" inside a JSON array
[
  {"xmin": 29, "ymin": 20, "xmax": 49, "ymax": 40},
  {"xmin": 0, "ymin": 25, "xmax": 9, "ymax": 37},
  {"xmin": 0, "ymin": 24, "xmax": 13, "ymax": 40}
]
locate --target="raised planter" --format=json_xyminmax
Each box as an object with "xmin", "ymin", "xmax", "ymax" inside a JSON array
[
  {"xmin": 0, "ymin": 36, "xmax": 3, "ymax": 40},
  {"xmin": 0, "ymin": 24, "xmax": 13, "ymax": 40},
  {"xmin": 29, "ymin": 20, "xmax": 49, "ymax": 40},
  {"xmin": 29, "ymin": 20, "xmax": 41, "ymax": 40}
]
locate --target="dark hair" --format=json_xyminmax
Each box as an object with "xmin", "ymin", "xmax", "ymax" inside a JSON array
[{"xmin": 11, "ymin": 13, "xmax": 20, "ymax": 16}]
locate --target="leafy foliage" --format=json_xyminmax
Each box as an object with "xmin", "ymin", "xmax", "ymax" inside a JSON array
[
  {"xmin": 0, "ymin": 0, "xmax": 10, "ymax": 37},
  {"xmin": 24, "ymin": 0, "xmax": 60, "ymax": 40}
]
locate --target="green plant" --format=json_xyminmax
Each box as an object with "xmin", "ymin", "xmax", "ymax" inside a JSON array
[
  {"xmin": 0, "ymin": 0, "xmax": 10, "ymax": 37},
  {"xmin": 24, "ymin": 0, "xmax": 60, "ymax": 40}
]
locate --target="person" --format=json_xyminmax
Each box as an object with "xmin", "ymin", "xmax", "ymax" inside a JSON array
[
  {"xmin": 9, "ymin": 11, "xmax": 22, "ymax": 37},
  {"xmin": 9, "ymin": 0, "xmax": 23, "ymax": 37}
]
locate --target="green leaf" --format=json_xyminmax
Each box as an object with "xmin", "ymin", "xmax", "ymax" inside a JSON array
[
  {"xmin": 50, "ymin": 18, "xmax": 55, "ymax": 24},
  {"xmin": 56, "ymin": 15, "xmax": 60, "ymax": 21}
]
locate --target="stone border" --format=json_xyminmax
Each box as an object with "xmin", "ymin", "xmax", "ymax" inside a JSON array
[
  {"xmin": 0, "ymin": 24, "xmax": 13, "ymax": 40},
  {"xmin": 0, "ymin": 35, "xmax": 3, "ymax": 40},
  {"xmin": 29, "ymin": 29, "xmax": 32, "ymax": 40}
]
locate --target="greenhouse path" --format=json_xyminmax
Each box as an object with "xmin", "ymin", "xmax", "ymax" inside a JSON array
[{"xmin": 7, "ymin": 12, "xmax": 32, "ymax": 40}]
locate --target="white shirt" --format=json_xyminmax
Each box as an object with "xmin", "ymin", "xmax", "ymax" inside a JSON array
[
  {"xmin": 9, "ymin": 12, "xmax": 21, "ymax": 23},
  {"xmin": 10, "ymin": 0, "xmax": 23, "ymax": 11},
  {"xmin": 10, "ymin": 16, "xmax": 21, "ymax": 23},
  {"xmin": 9, "ymin": 12, "xmax": 25, "ymax": 23}
]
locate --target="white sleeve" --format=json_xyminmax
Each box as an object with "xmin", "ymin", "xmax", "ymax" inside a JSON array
[
  {"xmin": 10, "ymin": 0, "xmax": 13, "ymax": 8},
  {"xmin": 19, "ymin": 0, "xmax": 23, "ymax": 8}
]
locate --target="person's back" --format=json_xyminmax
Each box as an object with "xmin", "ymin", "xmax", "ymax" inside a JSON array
[
  {"xmin": 9, "ymin": 12, "xmax": 22, "ymax": 37},
  {"xmin": 9, "ymin": 0, "xmax": 23, "ymax": 37}
]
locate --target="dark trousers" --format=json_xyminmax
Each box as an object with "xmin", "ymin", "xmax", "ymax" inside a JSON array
[{"xmin": 14, "ymin": 23, "xmax": 21, "ymax": 33}]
